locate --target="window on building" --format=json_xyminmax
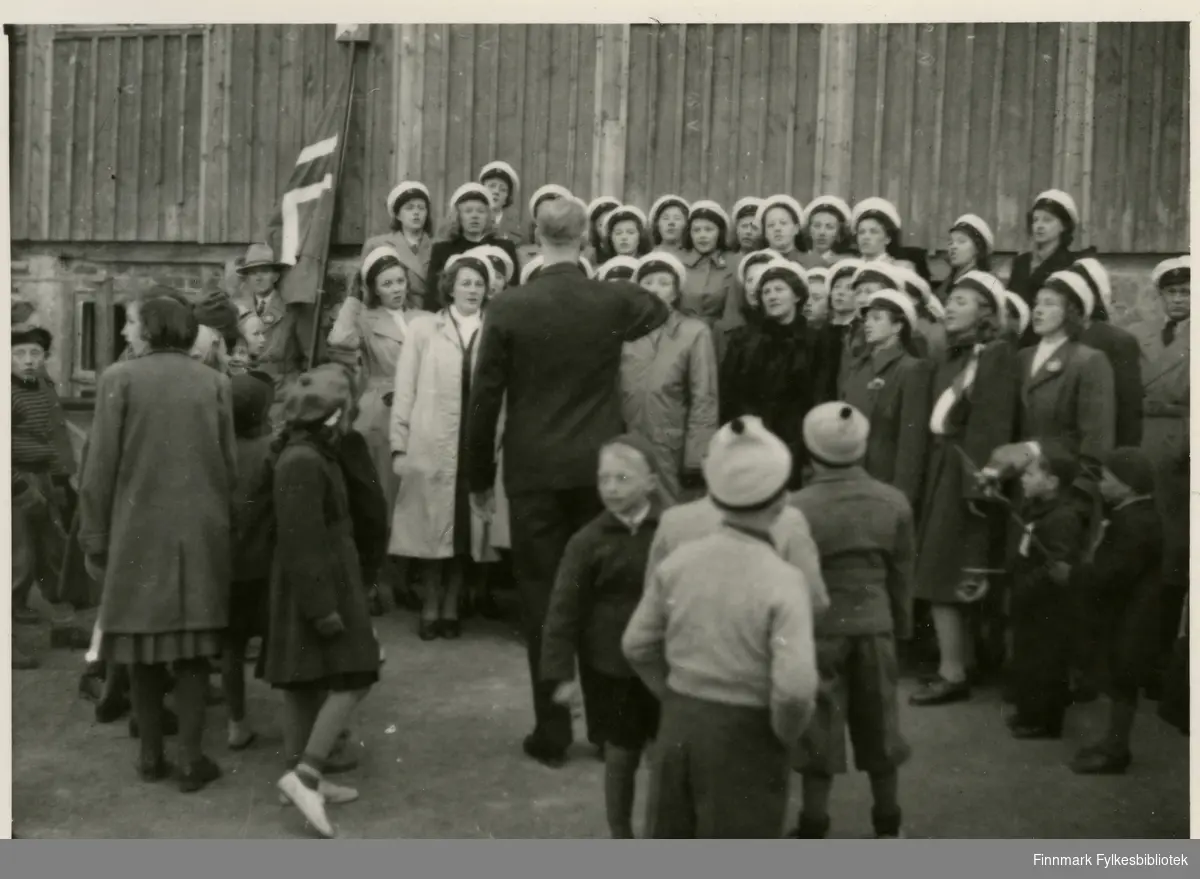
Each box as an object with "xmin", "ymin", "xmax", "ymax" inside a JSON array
[{"xmin": 74, "ymin": 298, "xmax": 128, "ymax": 379}]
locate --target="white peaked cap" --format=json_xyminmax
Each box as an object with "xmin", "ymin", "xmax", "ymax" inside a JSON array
[
  {"xmin": 954, "ymin": 270, "xmax": 1008, "ymax": 325},
  {"xmin": 1005, "ymin": 291, "xmax": 1032, "ymax": 336},
  {"xmin": 386, "ymin": 181, "xmax": 430, "ymax": 216},
  {"xmin": 479, "ymin": 160, "xmax": 520, "ymax": 191},
  {"xmin": 465, "ymin": 245, "xmax": 515, "ymax": 282},
  {"xmin": 449, "ymin": 182, "xmax": 491, "ymax": 210},
  {"xmin": 636, "ymin": 250, "xmax": 689, "ymax": 285},
  {"xmin": 1071, "ymin": 257, "xmax": 1113, "ymax": 313},
  {"xmin": 755, "ymin": 194, "xmax": 805, "ymax": 230},
  {"xmin": 649, "ymin": 194, "xmax": 691, "ymax": 224},
  {"xmin": 597, "ymin": 255, "xmax": 641, "ymax": 281},
  {"xmin": 688, "ymin": 200, "xmax": 731, "ymax": 229},
  {"xmin": 445, "ymin": 251, "xmax": 497, "ymax": 291},
  {"xmin": 951, "ymin": 213, "xmax": 995, "ymax": 252},
  {"xmin": 1032, "ymin": 189, "xmax": 1080, "ymax": 226},
  {"xmin": 804, "ymin": 195, "xmax": 853, "ymax": 227},
  {"xmin": 1151, "ymin": 255, "xmax": 1190, "ymax": 287},
  {"xmin": 528, "ymin": 184, "xmax": 574, "ymax": 218},
  {"xmin": 852, "ymin": 197, "xmax": 903, "ymax": 230},
  {"xmin": 1045, "ymin": 270, "xmax": 1096, "ymax": 320},
  {"xmin": 731, "ymin": 196, "xmax": 764, "ymax": 220},
  {"xmin": 867, "ymin": 289, "xmax": 919, "ymax": 330},
  {"xmin": 602, "ymin": 204, "xmax": 650, "ymax": 236},
  {"xmin": 361, "ymin": 245, "xmax": 402, "ymax": 279}
]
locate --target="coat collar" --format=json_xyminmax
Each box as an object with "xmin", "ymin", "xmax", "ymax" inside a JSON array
[
  {"xmin": 600, "ymin": 503, "xmax": 661, "ymax": 535},
  {"xmin": 680, "ymin": 249, "xmax": 727, "ymax": 270},
  {"xmin": 363, "ymin": 307, "xmax": 407, "ymax": 344},
  {"xmin": 1025, "ymin": 338, "xmax": 1077, "ymax": 393},
  {"xmin": 804, "ymin": 465, "xmax": 870, "ymax": 487},
  {"xmin": 384, "ymin": 232, "xmax": 432, "ymax": 282},
  {"xmin": 868, "ymin": 340, "xmax": 906, "ymax": 374}
]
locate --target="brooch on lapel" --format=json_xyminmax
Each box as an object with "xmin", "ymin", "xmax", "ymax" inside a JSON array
[
  {"xmin": 867, "ymin": 377, "xmax": 886, "ymax": 391},
  {"xmin": 1046, "ymin": 360, "xmax": 1062, "ymax": 374}
]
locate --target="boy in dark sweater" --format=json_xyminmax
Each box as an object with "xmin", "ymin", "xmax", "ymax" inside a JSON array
[
  {"xmin": 541, "ymin": 434, "xmax": 662, "ymax": 838},
  {"xmin": 1067, "ymin": 448, "xmax": 1164, "ymax": 774},
  {"xmin": 1007, "ymin": 440, "xmax": 1087, "ymax": 739},
  {"xmin": 789, "ymin": 403, "xmax": 915, "ymax": 840}
]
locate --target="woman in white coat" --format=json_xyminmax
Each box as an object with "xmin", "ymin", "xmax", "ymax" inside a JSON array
[{"xmin": 390, "ymin": 253, "xmax": 495, "ymax": 641}]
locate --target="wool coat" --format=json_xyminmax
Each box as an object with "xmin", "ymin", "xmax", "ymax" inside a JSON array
[
  {"xmin": 79, "ymin": 350, "xmax": 237, "ymax": 635},
  {"xmin": 262, "ymin": 433, "xmax": 380, "ymax": 687},
  {"xmin": 468, "ymin": 330, "xmax": 510, "ymax": 561},
  {"xmin": 1080, "ymin": 320, "xmax": 1143, "ymax": 447},
  {"xmin": 389, "ymin": 309, "xmax": 482, "ymax": 559},
  {"xmin": 361, "ymin": 230, "xmax": 434, "ymax": 311},
  {"xmin": 914, "ymin": 337, "xmax": 1019, "ymax": 604},
  {"xmin": 237, "ymin": 289, "xmax": 305, "ymax": 385},
  {"xmin": 679, "ymin": 250, "xmax": 738, "ymax": 326},
  {"xmin": 427, "ymin": 235, "xmax": 520, "ymax": 307},
  {"xmin": 327, "ymin": 296, "xmax": 407, "ymax": 512},
  {"xmin": 1005, "ymin": 245, "xmax": 1095, "ymax": 346},
  {"xmin": 1016, "ymin": 340, "xmax": 1116, "ymax": 466},
  {"xmin": 841, "ymin": 342, "xmax": 934, "ymax": 510},
  {"xmin": 620, "ymin": 310, "xmax": 719, "ymax": 505}
]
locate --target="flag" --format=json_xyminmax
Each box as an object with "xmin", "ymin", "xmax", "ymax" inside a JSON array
[{"xmin": 263, "ymin": 51, "xmax": 355, "ymax": 307}]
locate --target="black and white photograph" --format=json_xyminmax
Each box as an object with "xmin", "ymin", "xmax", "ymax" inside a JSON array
[{"xmin": 5, "ymin": 19, "xmax": 1191, "ymax": 840}]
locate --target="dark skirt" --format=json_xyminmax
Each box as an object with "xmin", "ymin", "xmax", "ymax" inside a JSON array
[
  {"xmin": 274, "ymin": 670, "xmax": 379, "ymax": 694},
  {"xmin": 100, "ymin": 629, "xmax": 224, "ymax": 665},
  {"xmin": 584, "ymin": 667, "xmax": 660, "ymax": 751}
]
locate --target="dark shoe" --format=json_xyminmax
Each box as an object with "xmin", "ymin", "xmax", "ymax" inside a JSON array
[
  {"xmin": 439, "ymin": 619, "xmax": 462, "ymax": 640},
  {"xmin": 95, "ymin": 695, "xmax": 131, "ymax": 724},
  {"xmin": 477, "ymin": 592, "xmax": 503, "ymax": 620},
  {"xmin": 137, "ymin": 756, "xmax": 175, "ymax": 783},
  {"xmin": 872, "ymin": 807, "xmax": 903, "ymax": 839},
  {"xmin": 1069, "ymin": 747, "xmax": 1131, "ymax": 775},
  {"xmin": 178, "ymin": 755, "xmax": 221, "ymax": 793},
  {"xmin": 79, "ymin": 673, "xmax": 105, "ymax": 703},
  {"xmin": 909, "ymin": 677, "xmax": 970, "ymax": 706},
  {"xmin": 129, "ymin": 708, "xmax": 179, "ymax": 738},
  {"xmin": 786, "ymin": 814, "xmax": 831, "ymax": 839},
  {"xmin": 1010, "ymin": 723, "xmax": 1062, "ymax": 740},
  {"xmin": 323, "ymin": 749, "xmax": 360, "ymax": 776},
  {"xmin": 418, "ymin": 619, "xmax": 440, "ymax": 641},
  {"xmin": 522, "ymin": 734, "xmax": 566, "ymax": 768}
]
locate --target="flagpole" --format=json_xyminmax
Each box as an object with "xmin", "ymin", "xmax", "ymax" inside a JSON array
[{"xmin": 307, "ymin": 41, "xmax": 358, "ymax": 370}]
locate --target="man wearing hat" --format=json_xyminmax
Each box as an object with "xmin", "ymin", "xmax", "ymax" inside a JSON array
[
  {"xmin": 1128, "ymin": 256, "xmax": 1190, "ymax": 697},
  {"xmin": 233, "ymin": 242, "xmax": 307, "ymax": 389},
  {"xmin": 623, "ymin": 416, "xmax": 818, "ymax": 838},
  {"xmin": 787, "ymin": 403, "xmax": 914, "ymax": 840}
]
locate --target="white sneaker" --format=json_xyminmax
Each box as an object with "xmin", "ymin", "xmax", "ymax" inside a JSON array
[
  {"xmin": 278, "ymin": 779, "xmax": 359, "ymax": 806},
  {"xmin": 278, "ymin": 771, "xmax": 335, "ymax": 838}
]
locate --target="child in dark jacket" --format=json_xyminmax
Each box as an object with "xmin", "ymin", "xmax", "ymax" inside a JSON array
[
  {"xmin": 541, "ymin": 434, "xmax": 662, "ymax": 838},
  {"xmin": 789, "ymin": 403, "xmax": 916, "ymax": 840},
  {"xmin": 1067, "ymin": 448, "xmax": 1163, "ymax": 774},
  {"xmin": 1007, "ymin": 440, "xmax": 1087, "ymax": 739}
]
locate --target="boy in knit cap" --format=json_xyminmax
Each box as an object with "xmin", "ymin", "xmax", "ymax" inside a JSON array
[
  {"xmin": 541, "ymin": 434, "xmax": 662, "ymax": 838},
  {"xmin": 788, "ymin": 402, "xmax": 915, "ymax": 840},
  {"xmin": 1066, "ymin": 447, "xmax": 1163, "ymax": 774},
  {"xmin": 623, "ymin": 416, "xmax": 818, "ymax": 838}
]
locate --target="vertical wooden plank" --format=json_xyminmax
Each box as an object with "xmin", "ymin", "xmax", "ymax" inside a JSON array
[
  {"xmin": 1179, "ymin": 32, "xmax": 1190, "ymax": 251},
  {"xmin": 113, "ymin": 36, "xmax": 143, "ymax": 241},
  {"xmin": 513, "ymin": 26, "xmax": 527, "ymax": 202},
  {"xmin": 461, "ymin": 25, "xmax": 477, "ymax": 185},
  {"xmin": 489, "ymin": 25, "xmax": 501, "ymax": 162},
  {"xmin": 60, "ymin": 41, "xmax": 80, "ymax": 240},
  {"xmin": 1157, "ymin": 23, "xmax": 1188, "ymax": 251},
  {"xmin": 435, "ymin": 24, "xmax": 451, "ymax": 208},
  {"xmin": 930, "ymin": 25, "xmax": 948, "ymax": 227},
  {"xmin": 986, "ymin": 25, "xmax": 1006, "ymax": 229},
  {"xmin": 368, "ymin": 26, "xmax": 395, "ymax": 238},
  {"xmin": 593, "ymin": 25, "xmax": 630, "ymax": 199},
  {"xmin": 728, "ymin": 24, "xmax": 743, "ymax": 195},
  {"xmin": 820, "ymin": 25, "xmax": 856, "ymax": 198},
  {"xmin": 10, "ymin": 37, "xmax": 30, "ymax": 239},
  {"xmin": 29, "ymin": 26, "xmax": 56, "ymax": 239},
  {"xmin": 1022, "ymin": 23, "xmax": 1039, "ymax": 215},
  {"xmin": 812, "ymin": 25, "xmax": 829, "ymax": 197},
  {"xmin": 849, "ymin": 25, "xmax": 880, "ymax": 201},
  {"xmin": 276, "ymin": 28, "xmax": 302, "ymax": 202},
  {"xmin": 870, "ymin": 25, "xmax": 887, "ymax": 197},
  {"xmin": 1079, "ymin": 24, "xmax": 1097, "ymax": 250},
  {"xmin": 670, "ymin": 24, "xmax": 686, "ymax": 195},
  {"xmin": 565, "ymin": 26, "xmax": 580, "ymax": 188},
  {"xmin": 1117, "ymin": 24, "xmax": 1134, "ymax": 251},
  {"xmin": 175, "ymin": 35, "xmax": 188, "ymax": 209},
  {"xmin": 698, "ymin": 24, "xmax": 715, "ymax": 196},
  {"xmin": 754, "ymin": 24, "xmax": 769, "ymax": 194},
  {"xmin": 879, "ymin": 24, "xmax": 915, "ymax": 216},
  {"xmin": 394, "ymin": 25, "xmax": 425, "ymax": 183},
  {"xmin": 181, "ymin": 33, "xmax": 204, "ymax": 242},
  {"xmin": 251, "ymin": 25, "xmax": 281, "ymax": 242},
  {"xmin": 1145, "ymin": 23, "xmax": 1166, "ymax": 250},
  {"xmin": 1052, "ymin": 23, "xmax": 1068, "ymax": 182},
  {"xmin": 782, "ymin": 25, "xmax": 799, "ymax": 196},
  {"xmin": 957, "ymin": 25, "xmax": 974, "ymax": 213},
  {"xmin": 92, "ymin": 36, "xmax": 118, "ymax": 241},
  {"xmin": 645, "ymin": 24, "xmax": 659, "ymax": 200},
  {"xmin": 82, "ymin": 37, "xmax": 98, "ymax": 240},
  {"xmin": 908, "ymin": 25, "xmax": 938, "ymax": 246},
  {"xmin": 136, "ymin": 34, "xmax": 163, "ymax": 240},
  {"xmin": 994, "ymin": 23, "xmax": 1032, "ymax": 248},
  {"xmin": 1031, "ymin": 24, "xmax": 1061, "ymax": 194},
  {"xmin": 898, "ymin": 25, "xmax": 916, "ymax": 217}
]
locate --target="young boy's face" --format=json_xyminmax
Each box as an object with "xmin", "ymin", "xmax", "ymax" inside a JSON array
[
  {"xmin": 1098, "ymin": 467, "xmax": 1132, "ymax": 504},
  {"xmin": 11, "ymin": 342, "xmax": 46, "ymax": 382},
  {"xmin": 1020, "ymin": 457, "xmax": 1059, "ymax": 500},
  {"xmin": 598, "ymin": 445, "xmax": 656, "ymax": 517}
]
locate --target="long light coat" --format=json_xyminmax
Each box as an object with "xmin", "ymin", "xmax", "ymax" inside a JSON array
[
  {"xmin": 1016, "ymin": 340, "xmax": 1116, "ymax": 464},
  {"xmin": 361, "ymin": 231, "xmax": 434, "ymax": 312},
  {"xmin": 389, "ymin": 309, "xmax": 481, "ymax": 558},
  {"xmin": 328, "ymin": 296, "xmax": 407, "ymax": 511},
  {"xmin": 78, "ymin": 351, "xmax": 237, "ymax": 634},
  {"xmin": 679, "ymin": 250, "xmax": 737, "ymax": 326},
  {"xmin": 620, "ymin": 310, "xmax": 719, "ymax": 505}
]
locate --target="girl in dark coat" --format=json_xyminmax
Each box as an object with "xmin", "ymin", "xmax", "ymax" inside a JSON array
[
  {"xmin": 813, "ymin": 258, "xmax": 865, "ymax": 402},
  {"xmin": 427, "ymin": 183, "xmax": 519, "ymax": 300},
  {"xmin": 714, "ymin": 249, "xmax": 777, "ymax": 362},
  {"xmin": 268, "ymin": 367, "xmax": 381, "ymax": 839},
  {"xmin": 719, "ymin": 261, "xmax": 816, "ymax": 490}
]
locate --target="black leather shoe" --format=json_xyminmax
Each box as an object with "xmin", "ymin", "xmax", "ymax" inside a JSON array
[
  {"xmin": 909, "ymin": 677, "xmax": 970, "ymax": 706},
  {"xmin": 439, "ymin": 620, "xmax": 462, "ymax": 640},
  {"xmin": 418, "ymin": 619, "xmax": 440, "ymax": 641},
  {"xmin": 522, "ymin": 734, "xmax": 566, "ymax": 768},
  {"xmin": 137, "ymin": 756, "xmax": 175, "ymax": 783},
  {"xmin": 786, "ymin": 814, "xmax": 831, "ymax": 839},
  {"xmin": 178, "ymin": 755, "xmax": 221, "ymax": 793}
]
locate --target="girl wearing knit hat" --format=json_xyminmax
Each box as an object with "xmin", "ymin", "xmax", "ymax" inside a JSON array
[
  {"xmin": 427, "ymin": 183, "xmax": 519, "ymax": 308},
  {"xmin": 909, "ymin": 269, "xmax": 1019, "ymax": 708},
  {"xmin": 712, "ymin": 249, "xmax": 779, "ymax": 363},
  {"xmin": 679, "ymin": 200, "xmax": 737, "ymax": 325},
  {"xmin": 619, "ymin": 252, "xmax": 719, "ymax": 505},
  {"xmin": 648, "ymin": 194, "xmax": 690, "ymax": 255},
  {"xmin": 389, "ymin": 253, "xmax": 494, "ymax": 642},
  {"xmin": 602, "ymin": 204, "xmax": 652, "ymax": 261},
  {"xmin": 584, "ymin": 196, "xmax": 622, "ymax": 265},
  {"xmin": 729, "ymin": 196, "xmax": 765, "ymax": 254},
  {"xmin": 719, "ymin": 262, "xmax": 815, "ymax": 490},
  {"xmin": 803, "ymin": 196, "xmax": 855, "ymax": 267},
  {"xmin": 1007, "ymin": 189, "xmax": 1095, "ymax": 315},
  {"xmin": 841, "ymin": 291, "xmax": 934, "ymax": 509},
  {"xmin": 363, "ymin": 181, "xmax": 434, "ymax": 311},
  {"xmin": 756, "ymin": 194, "xmax": 807, "ymax": 265}
]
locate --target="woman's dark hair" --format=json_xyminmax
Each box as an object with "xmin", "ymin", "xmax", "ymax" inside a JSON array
[
  {"xmin": 1026, "ymin": 199, "xmax": 1076, "ymax": 249},
  {"xmin": 479, "ymin": 169, "xmax": 516, "ymax": 209},
  {"xmin": 682, "ymin": 212, "xmax": 729, "ymax": 254},
  {"xmin": 588, "ymin": 204, "xmax": 619, "ymax": 258},
  {"xmin": 760, "ymin": 203, "xmax": 805, "ymax": 253},
  {"xmin": 801, "ymin": 206, "xmax": 856, "ymax": 256},
  {"xmin": 650, "ymin": 200, "xmax": 689, "ymax": 246},
  {"xmin": 866, "ymin": 300, "xmax": 919, "ymax": 356},
  {"xmin": 636, "ymin": 263, "xmax": 684, "ymax": 310},
  {"xmin": 728, "ymin": 204, "xmax": 764, "ymax": 251},
  {"xmin": 136, "ymin": 287, "xmax": 198, "ymax": 351},
  {"xmin": 949, "ymin": 224, "xmax": 993, "ymax": 272},
  {"xmin": 856, "ymin": 211, "xmax": 904, "ymax": 259},
  {"xmin": 757, "ymin": 265, "xmax": 810, "ymax": 313},
  {"xmin": 948, "ymin": 287, "xmax": 1002, "ymax": 346},
  {"xmin": 604, "ymin": 215, "xmax": 652, "ymax": 259},
  {"xmin": 389, "ymin": 191, "xmax": 434, "ymax": 235},
  {"xmin": 363, "ymin": 254, "xmax": 408, "ymax": 309},
  {"xmin": 437, "ymin": 258, "xmax": 490, "ymax": 310}
]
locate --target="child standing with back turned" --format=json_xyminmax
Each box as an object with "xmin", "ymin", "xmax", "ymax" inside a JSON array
[{"xmin": 540, "ymin": 434, "xmax": 663, "ymax": 838}]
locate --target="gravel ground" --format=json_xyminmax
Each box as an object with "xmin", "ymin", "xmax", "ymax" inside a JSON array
[{"xmin": 10, "ymin": 606, "xmax": 1190, "ymax": 839}]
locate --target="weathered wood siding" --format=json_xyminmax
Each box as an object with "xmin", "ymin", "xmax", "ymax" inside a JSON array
[{"xmin": 8, "ymin": 23, "xmax": 1189, "ymax": 253}]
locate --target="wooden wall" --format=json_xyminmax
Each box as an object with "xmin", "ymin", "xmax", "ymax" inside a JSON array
[{"xmin": 8, "ymin": 23, "xmax": 1189, "ymax": 254}]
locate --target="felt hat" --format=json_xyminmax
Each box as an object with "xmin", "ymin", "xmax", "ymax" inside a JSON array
[
  {"xmin": 1005, "ymin": 291, "xmax": 1032, "ymax": 336},
  {"xmin": 731, "ymin": 196, "xmax": 764, "ymax": 221},
  {"xmin": 586, "ymin": 196, "xmax": 622, "ymax": 223},
  {"xmin": 852, "ymin": 197, "xmax": 903, "ymax": 231},
  {"xmin": 602, "ymin": 432, "xmax": 660, "ymax": 478},
  {"xmin": 602, "ymin": 204, "xmax": 649, "ymax": 236},
  {"xmin": 361, "ymin": 245, "xmax": 403, "ymax": 279},
  {"xmin": 736, "ymin": 249, "xmax": 779, "ymax": 286},
  {"xmin": 950, "ymin": 213, "xmax": 995, "ymax": 254},
  {"xmin": 231, "ymin": 372, "xmax": 275, "ymax": 436},
  {"xmin": 688, "ymin": 200, "xmax": 731, "ymax": 231},
  {"xmin": 1068, "ymin": 258, "xmax": 1113, "ymax": 316},
  {"xmin": 804, "ymin": 195, "xmax": 853, "ymax": 228},
  {"xmin": 803, "ymin": 402, "xmax": 870, "ymax": 467},
  {"xmin": 1031, "ymin": 189, "xmax": 1080, "ymax": 228},
  {"xmin": 894, "ymin": 266, "xmax": 944, "ymax": 320},
  {"xmin": 866, "ymin": 289, "xmax": 918, "ymax": 329},
  {"xmin": 448, "ymin": 182, "xmax": 492, "ymax": 211},
  {"xmin": 703, "ymin": 416, "xmax": 792, "ymax": 511},
  {"xmin": 755, "ymin": 194, "xmax": 805, "ymax": 230},
  {"xmin": 635, "ymin": 251, "xmax": 689, "ymax": 286},
  {"xmin": 649, "ymin": 194, "xmax": 691, "ymax": 227},
  {"xmin": 597, "ymin": 256, "xmax": 640, "ymax": 282},
  {"xmin": 1043, "ymin": 270, "xmax": 1096, "ymax": 320},
  {"xmin": 444, "ymin": 252, "xmax": 498, "ymax": 292},
  {"xmin": 193, "ymin": 289, "xmax": 243, "ymax": 350},
  {"xmin": 829, "ymin": 257, "xmax": 865, "ymax": 286},
  {"xmin": 1101, "ymin": 447, "xmax": 1156, "ymax": 496},
  {"xmin": 1151, "ymin": 255, "xmax": 1190, "ymax": 288},
  {"xmin": 478, "ymin": 161, "xmax": 520, "ymax": 198},
  {"xmin": 281, "ymin": 366, "xmax": 352, "ymax": 427},
  {"xmin": 952, "ymin": 270, "xmax": 1008, "ymax": 323},
  {"xmin": 466, "ymin": 245, "xmax": 516, "ymax": 284},
  {"xmin": 528, "ymin": 184, "xmax": 574, "ymax": 219},
  {"xmin": 386, "ymin": 181, "xmax": 431, "ymax": 217},
  {"xmin": 236, "ymin": 242, "xmax": 286, "ymax": 274}
]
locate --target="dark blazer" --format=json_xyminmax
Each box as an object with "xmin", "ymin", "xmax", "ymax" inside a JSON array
[
  {"xmin": 841, "ymin": 343, "xmax": 934, "ymax": 510},
  {"xmin": 1007, "ymin": 245, "xmax": 1095, "ymax": 346},
  {"xmin": 466, "ymin": 262, "xmax": 670, "ymax": 495},
  {"xmin": 1080, "ymin": 320, "xmax": 1143, "ymax": 447},
  {"xmin": 1017, "ymin": 340, "xmax": 1115, "ymax": 466},
  {"xmin": 427, "ymin": 235, "xmax": 520, "ymax": 307}
]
